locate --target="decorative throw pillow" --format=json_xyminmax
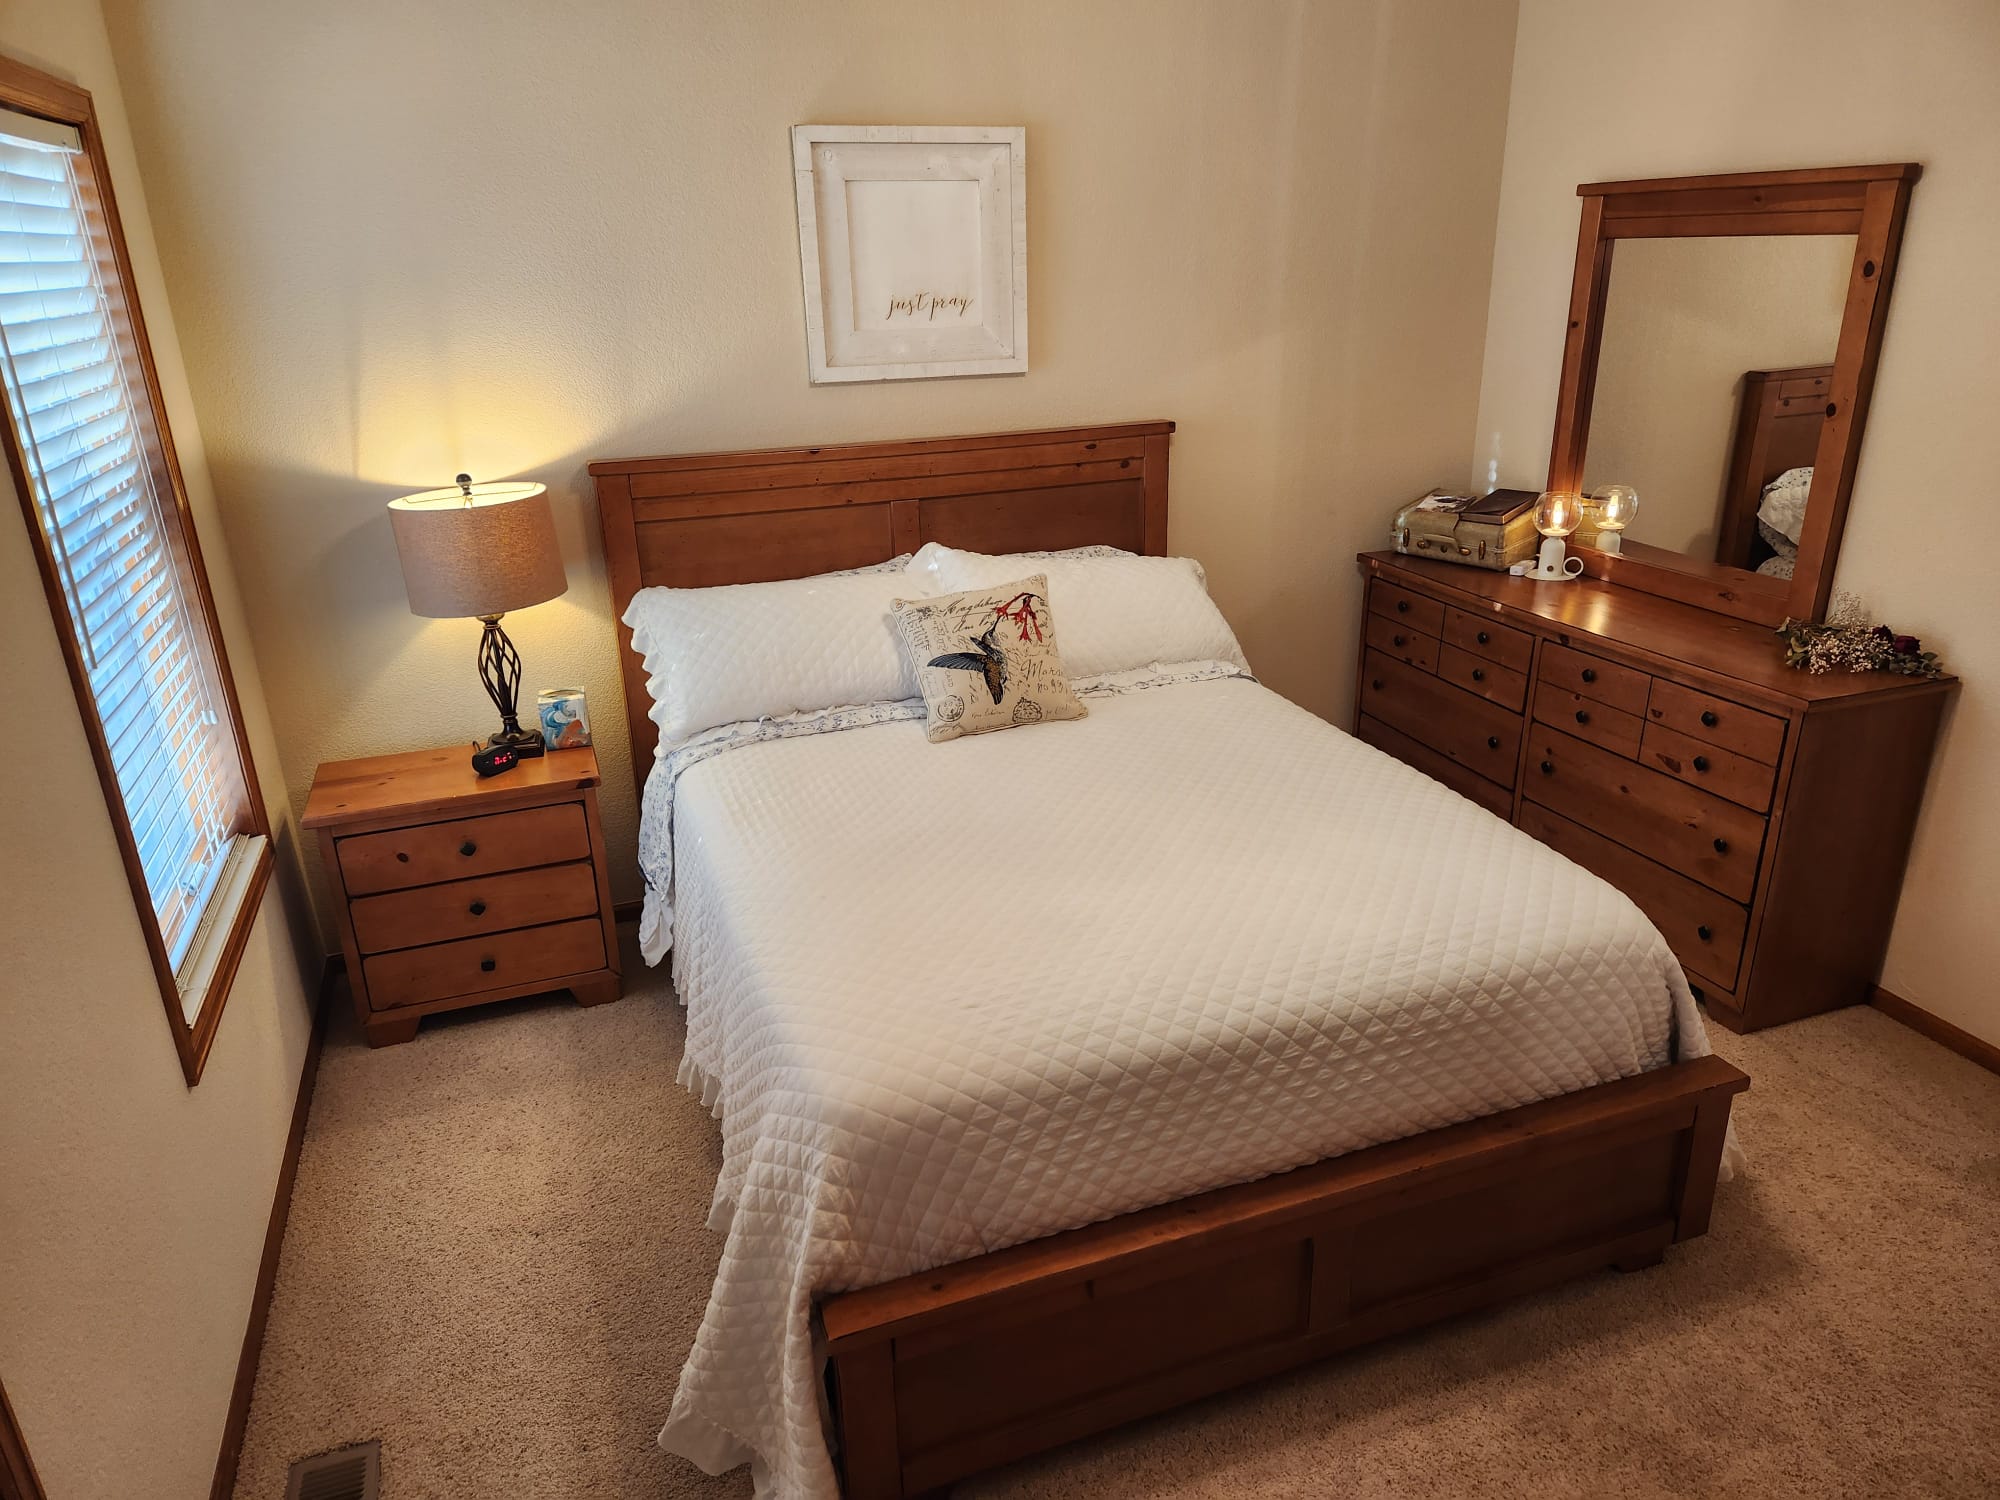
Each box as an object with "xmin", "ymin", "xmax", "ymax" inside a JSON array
[{"xmin": 892, "ymin": 575, "xmax": 1088, "ymax": 742}]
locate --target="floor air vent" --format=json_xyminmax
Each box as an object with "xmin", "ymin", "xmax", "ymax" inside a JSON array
[{"xmin": 285, "ymin": 1440, "xmax": 381, "ymax": 1500}]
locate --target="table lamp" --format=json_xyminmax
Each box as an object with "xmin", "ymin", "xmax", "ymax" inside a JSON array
[
  {"xmin": 388, "ymin": 474, "xmax": 567, "ymax": 757},
  {"xmin": 1525, "ymin": 489, "xmax": 1585, "ymax": 581}
]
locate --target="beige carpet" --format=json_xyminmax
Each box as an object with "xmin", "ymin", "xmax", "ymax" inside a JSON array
[{"xmin": 233, "ymin": 929, "xmax": 2000, "ymax": 1499}]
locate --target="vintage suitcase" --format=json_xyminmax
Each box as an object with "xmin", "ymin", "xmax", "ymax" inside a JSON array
[{"xmin": 1392, "ymin": 488, "xmax": 1540, "ymax": 571}]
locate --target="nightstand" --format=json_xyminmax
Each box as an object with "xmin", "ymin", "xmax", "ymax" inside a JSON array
[{"xmin": 303, "ymin": 744, "xmax": 622, "ymax": 1046}]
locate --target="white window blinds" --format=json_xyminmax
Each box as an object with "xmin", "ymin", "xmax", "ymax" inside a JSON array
[{"xmin": 0, "ymin": 114, "xmax": 253, "ymax": 984}]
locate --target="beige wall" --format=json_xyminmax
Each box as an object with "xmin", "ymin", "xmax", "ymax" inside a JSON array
[
  {"xmin": 1473, "ymin": 0, "xmax": 2000, "ymax": 1044},
  {"xmin": 99, "ymin": 0, "xmax": 1520, "ymax": 938},
  {"xmin": 0, "ymin": 1, "xmax": 319, "ymax": 1495},
  {"xmin": 1585, "ymin": 234, "xmax": 1850, "ymax": 557}
]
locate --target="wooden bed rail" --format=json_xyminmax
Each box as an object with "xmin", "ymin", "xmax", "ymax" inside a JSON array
[{"xmin": 821, "ymin": 1054, "xmax": 1747, "ymax": 1499}]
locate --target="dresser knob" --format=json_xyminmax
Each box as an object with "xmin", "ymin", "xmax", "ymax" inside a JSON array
[
  {"xmin": 1540, "ymin": 760, "xmax": 1554, "ymax": 775},
  {"xmin": 480, "ymin": 957, "xmax": 497, "ymax": 973},
  {"xmin": 1693, "ymin": 755, "xmax": 1710, "ymax": 773},
  {"xmin": 1471, "ymin": 668, "xmax": 1486, "ymax": 682},
  {"xmin": 1371, "ymin": 678, "xmax": 1384, "ymax": 691},
  {"xmin": 1712, "ymin": 837, "xmax": 1729, "ymax": 855},
  {"xmin": 1581, "ymin": 668, "xmax": 1597, "ymax": 684},
  {"xmin": 1700, "ymin": 710, "xmax": 1719, "ymax": 727},
  {"xmin": 1487, "ymin": 735, "xmax": 1501, "ymax": 750},
  {"xmin": 1697, "ymin": 924, "xmax": 1714, "ymax": 942},
  {"xmin": 460, "ymin": 840, "xmax": 478, "ymax": 857},
  {"xmin": 1396, "ymin": 600, "xmax": 1410, "ymax": 613},
  {"xmin": 1476, "ymin": 630, "xmax": 1490, "ymax": 644},
  {"xmin": 1574, "ymin": 709, "xmax": 1590, "ymax": 725},
  {"xmin": 1392, "ymin": 633, "xmax": 1406, "ymax": 647},
  {"xmin": 469, "ymin": 900, "xmax": 487, "ymax": 916}
]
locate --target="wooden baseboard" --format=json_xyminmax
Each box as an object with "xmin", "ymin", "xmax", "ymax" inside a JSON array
[
  {"xmin": 0, "ymin": 1375, "xmax": 47, "ymax": 1500},
  {"xmin": 1871, "ymin": 985, "xmax": 2000, "ymax": 1077},
  {"xmin": 209, "ymin": 959, "xmax": 334, "ymax": 1500}
]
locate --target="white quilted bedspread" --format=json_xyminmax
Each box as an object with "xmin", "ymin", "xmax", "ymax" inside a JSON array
[{"xmin": 655, "ymin": 676, "xmax": 1717, "ymax": 1497}]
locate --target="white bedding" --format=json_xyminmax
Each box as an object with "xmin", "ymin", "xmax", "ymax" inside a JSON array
[{"xmin": 649, "ymin": 674, "xmax": 1724, "ymax": 1497}]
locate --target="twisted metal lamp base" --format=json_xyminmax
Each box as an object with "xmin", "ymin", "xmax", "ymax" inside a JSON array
[{"xmin": 476, "ymin": 613, "xmax": 545, "ymax": 757}]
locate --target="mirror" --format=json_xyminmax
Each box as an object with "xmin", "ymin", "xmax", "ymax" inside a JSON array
[
  {"xmin": 1546, "ymin": 164, "xmax": 1919, "ymax": 626},
  {"xmin": 1581, "ymin": 234, "xmax": 1853, "ymax": 578}
]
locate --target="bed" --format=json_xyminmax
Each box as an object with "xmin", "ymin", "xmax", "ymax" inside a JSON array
[
  {"xmin": 590, "ymin": 422, "xmax": 1747, "ymax": 1500},
  {"xmin": 1714, "ymin": 363, "xmax": 1832, "ymax": 573}
]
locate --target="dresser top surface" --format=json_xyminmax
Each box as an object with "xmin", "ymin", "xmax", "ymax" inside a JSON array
[
  {"xmin": 1359, "ymin": 552, "xmax": 1955, "ymax": 708},
  {"xmin": 303, "ymin": 744, "xmax": 600, "ymax": 829}
]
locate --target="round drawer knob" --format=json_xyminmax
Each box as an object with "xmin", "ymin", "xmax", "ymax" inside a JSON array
[
  {"xmin": 1486, "ymin": 735, "xmax": 1501, "ymax": 750},
  {"xmin": 1713, "ymin": 837, "xmax": 1730, "ymax": 855},
  {"xmin": 1371, "ymin": 678, "xmax": 1384, "ymax": 691},
  {"xmin": 460, "ymin": 840, "xmax": 478, "ymax": 857},
  {"xmin": 1392, "ymin": 633, "xmax": 1406, "ymax": 647},
  {"xmin": 1700, "ymin": 710, "xmax": 1719, "ymax": 728},
  {"xmin": 1476, "ymin": 630, "xmax": 1490, "ymax": 644},
  {"xmin": 1697, "ymin": 924, "xmax": 1714, "ymax": 942},
  {"xmin": 1692, "ymin": 755, "xmax": 1710, "ymax": 773},
  {"xmin": 479, "ymin": 957, "xmax": 497, "ymax": 973},
  {"xmin": 1396, "ymin": 599, "xmax": 1410, "ymax": 613},
  {"xmin": 1574, "ymin": 709, "xmax": 1590, "ymax": 725},
  {"xmin": 1471, "ymin": 668, "xmax": 1486, "ymax": 682},
  {"xmin": 1540, "ymin": 760, "xmax": 1555, "ymax": 775},
  {"xmin": 1581, "ymin": 668, "xmax": 1597, "ymax": 684},
  {"xmin": 469, "ymin": 900, "xmax": 487, "ymax": 917}
]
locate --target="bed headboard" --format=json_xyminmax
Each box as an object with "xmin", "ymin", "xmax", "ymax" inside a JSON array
[
  {"xmin": 1714, "ymin": 365, "xmax": 1831, "ymax": 571},
  {"xmin": 589, "ymin": 419, "xmax": 1174, "ymax": 778}
]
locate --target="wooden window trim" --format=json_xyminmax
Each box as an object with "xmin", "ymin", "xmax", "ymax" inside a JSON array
[{"xmin": 0, "ymin": 53, "xmax": 271, "ymax": 1086}]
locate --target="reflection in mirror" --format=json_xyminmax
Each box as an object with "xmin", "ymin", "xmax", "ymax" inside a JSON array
[{"xmin": 1580, "ymin": 235, "xmax": 1853, "ymax": 577}]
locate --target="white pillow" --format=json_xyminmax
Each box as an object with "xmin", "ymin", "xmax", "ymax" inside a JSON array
[
  {"xmin": 911, "ymin": 544, "xmax": 1247, "ymax": 679},
  {"xmin": 904, "ymin": 541, "xmax": 1135, "ymax": 592},
  {"xmin": 623, "ymin": 560, "xmax": 923, "ymax": 753}
]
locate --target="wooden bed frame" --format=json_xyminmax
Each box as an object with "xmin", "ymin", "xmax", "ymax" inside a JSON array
[
  {"xmin": 1714, "ymin": 363, "xmax": 1833, "ymax": 572},
  {"xmin": 589, "ymin": 422, "xmax": 1749, "ymax": 1500}
]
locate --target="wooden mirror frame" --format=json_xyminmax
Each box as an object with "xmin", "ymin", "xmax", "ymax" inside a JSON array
[{"xmin": 1546, "ymin": 163, "xmax": 1920, "ymax": 626}]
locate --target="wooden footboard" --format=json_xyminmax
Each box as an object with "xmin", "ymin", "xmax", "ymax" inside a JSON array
[{"xmin": 820, "ymin": 1055, "xmax": 1747, "ymax": 1498}]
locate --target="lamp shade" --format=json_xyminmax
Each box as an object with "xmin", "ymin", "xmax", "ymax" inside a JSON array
[{"xmin": 388, "ymin": 479, "xmax": 567, "ymax": 619}]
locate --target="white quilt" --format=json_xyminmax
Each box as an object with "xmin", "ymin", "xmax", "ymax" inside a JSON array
[{"xmin": 652, "ymin": 675, "xmax": 1721, "ymax": 1497}]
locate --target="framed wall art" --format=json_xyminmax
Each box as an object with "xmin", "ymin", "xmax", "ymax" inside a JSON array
[{"xmin": 790, "ymin": 124, "xmax": 1027, "ymax": 384}]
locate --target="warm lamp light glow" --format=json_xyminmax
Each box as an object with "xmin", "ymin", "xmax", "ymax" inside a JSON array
[
  {"xmin": 1533, "ymin": 489, "xmax": 1583, "ymax": 539},
  {"xmin": 1589, "ymin": 484, "xmax": 1640, "ymax": 554}
]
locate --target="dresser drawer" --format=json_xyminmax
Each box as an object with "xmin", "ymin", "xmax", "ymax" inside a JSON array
[
  {"xmin": 1360, "ymin": 649, "xmax": 1520, "ymax": 788},
  {"xmin": 1644, "ymin": 680, "xmax": 1786, "ymax": 766},
  {"xmin": 1533, "ymin": 679, "xmax": 1644, "ymax": 759},
  {"xmin": 1517, "ymin": 802, "xmax": 1747, "ymax": 991},
  {"xmin": 349, "ymin": 861, "xmax": 600, "ymax": 955},
  {"xmin": 1366, "ymin": 579, "xmax": 1445, "ymax": 639},
  {"xmin": 1357, "ymin": 714, "xmax": 1512, "ymax": 818},
  {"xmin": 1438, "ymin": 642, "xmax": 1527, "ymax": 713},
  {"xmin": 1442, "ymin": 606, "xmax": 1533, "ymax": 675},
  {"xmin": 1523, "ymin": 725, "xmax": 1765, "ymax": 902},
  {"xmin": 1639, "ymin": 724, "xmax": 1777, "ymax": 813},
  {"xmin": 361, "ymin": 917, "xmax": 607, "ymax": 1012},
  {"xmin": 337, "ymin": 802, "xmax": 589, "ymax": 896},
  {"xmin": 1538, "ymin": 643, "xmax": 1651, "ymax": 717},
  {"xmin": 1365, "ymin": 612, "xmax": 1439, "ymax": 673}
]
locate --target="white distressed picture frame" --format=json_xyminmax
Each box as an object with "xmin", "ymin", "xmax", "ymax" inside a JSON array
[{"xmin": 791, "ymin": 125, "xmax": 1027, "ymax": 384}]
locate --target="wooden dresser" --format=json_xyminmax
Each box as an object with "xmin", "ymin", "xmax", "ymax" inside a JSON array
[
  {"xmin": 303, "ymin": 745, "xmax": 622, "ymax": 1046},
  {"xmin": 1353, "ymin": 551, "xmax": 1952, "ymax": 1032}
]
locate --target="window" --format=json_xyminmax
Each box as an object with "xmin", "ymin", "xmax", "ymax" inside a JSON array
[{"xmin": 0, "ymin": 58, "xmax": 268, "ymax": 1085}]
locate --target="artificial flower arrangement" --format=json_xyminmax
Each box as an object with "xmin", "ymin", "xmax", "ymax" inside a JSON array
[{"xmin": 1776, "ymin": 590, "xmax": 1945, "ymax": 679}]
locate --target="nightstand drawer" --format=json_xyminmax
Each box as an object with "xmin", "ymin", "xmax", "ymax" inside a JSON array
[
  {"xmin": 362, "ymin": 917, "xmax": 607, "ymax": 1011},
  {"xmin": 349, "ymin": 861, "xmax": 600, "ymax": 954},
  {"xmin": 337, "ymin": 803, "xmax": 589, "ymax": 895}
]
